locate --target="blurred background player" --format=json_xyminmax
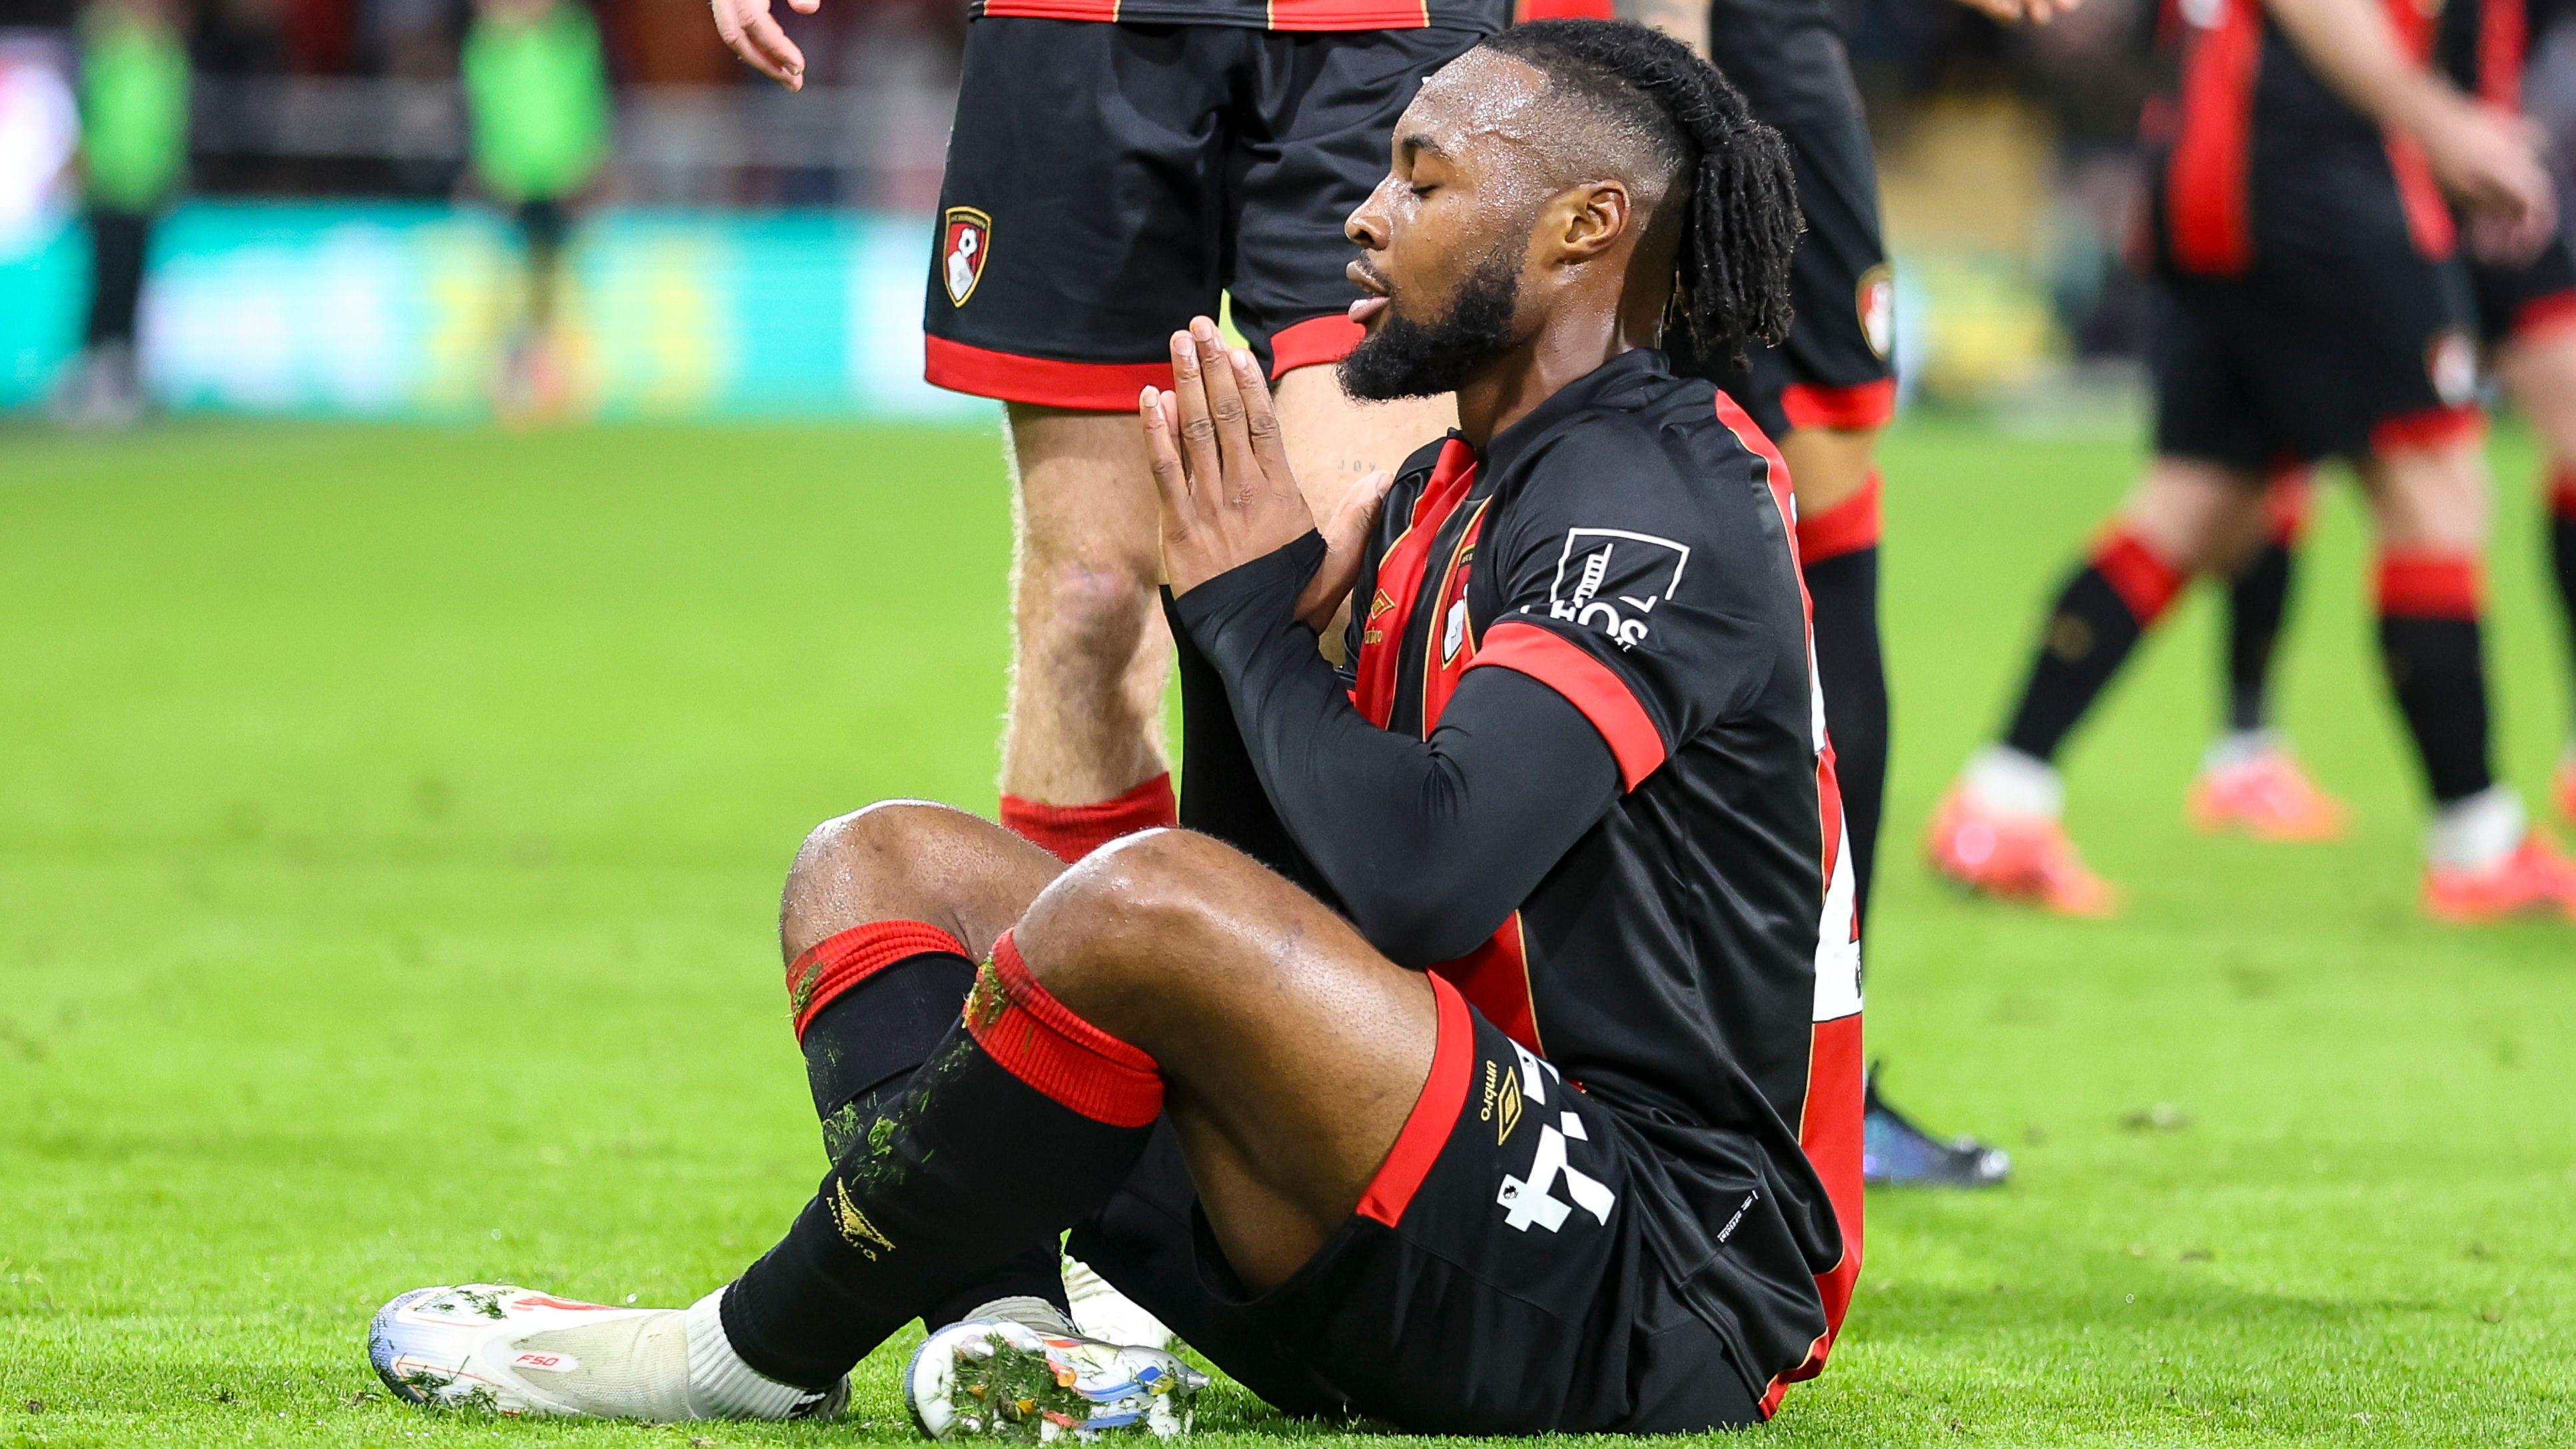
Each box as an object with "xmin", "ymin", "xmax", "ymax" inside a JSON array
[
  {"xmin": 1928, "ymin": 0, "xmax": 2576, "ymax": 922},
  {"xmin": 49, "ymin": 0, "xmax": 188, "ymax": 429},
  {"xmin": 1528, "ymin": 0, "xmax": 2074, "ymax": 1186},
  {"xmin": 2200, "ymin": 0, "xmax": 2576, "ymax": 839},
  {"xmin": 708, "ymin": 0, "xmax": 1480, "ymax": 867},
  {"xmin": 462, "ymin": 0, "xmax": 612, "ymax": 417}
]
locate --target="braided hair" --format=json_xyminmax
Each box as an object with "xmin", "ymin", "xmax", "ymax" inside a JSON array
[{"xmin": 1483, "ymin": 19, "xmax": 1803, "ymax": 375}]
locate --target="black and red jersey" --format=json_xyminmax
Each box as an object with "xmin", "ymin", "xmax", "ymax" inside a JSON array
[
  {"xmin": 972, "ymin": 0, "xmax": 1507, "ymax": 31},
  {"xmin": 2156, "ymin": 0, "xmax": 2456, "ymax": 274},
  {"xmin": 1168, "ymin": 348, "xmax": 1861, "ymax": 1410},
  {"xmin": 2437, "ymin": 0, "xmax": 2529, "ymax": 109}
]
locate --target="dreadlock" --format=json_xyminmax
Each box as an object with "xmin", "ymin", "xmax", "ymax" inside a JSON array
[{"xmin": 1483, "ymin": 19, "xmax": 1803, "ymax": 376}]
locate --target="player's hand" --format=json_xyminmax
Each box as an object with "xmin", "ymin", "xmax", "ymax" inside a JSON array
[
  {"xmin": 1144, "ymin": 318, "xmax": 1323, "ymax": 607},
  {"xmin": 2419, "ymin": 99, "xmax": 2557, "ymax": 263},
  {"xmin": 711, "ymin": 0, "xmax": 815, "ymax": 91},
  {"xmin": 1950, "ymin": 0, "xmax": 2082, "ymax": 25}
]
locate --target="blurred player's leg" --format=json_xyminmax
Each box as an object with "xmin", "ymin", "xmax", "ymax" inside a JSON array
[
  {"xmin": 2358, "ymin": 439, "xmax": 2576, "ymax": 921},
  {"xmin": 2194, "ymin": 470, "xmax": 2349, "ymax": 841},
  {"xmin": 997, "ymin": 408, "xmax": 1178, "ymax": 861},
  {"xmin": 1272, "ymin": 371, "xmax": 1455, "ymax": 658},
  {"xmin": 1931, "ymin": 460, "xmax": 2260, "ymax": 914},
  {"xmin": 2493, "ymin": 320, "xmax": 2576, "ymax": 821}
]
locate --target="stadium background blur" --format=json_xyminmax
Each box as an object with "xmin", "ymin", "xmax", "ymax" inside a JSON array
[{"xmin": 13, "ymin": 0, "xmax": 2576, "ymax": 426}]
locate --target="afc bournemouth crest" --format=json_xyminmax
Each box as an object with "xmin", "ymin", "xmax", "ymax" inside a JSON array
[
  {"xmin": 1857, "ymin": 264, "xmax": 1896, "ymax": 360},
  {"xmin": 943, "ymin": 207, "xmax": 993, "ymax": 308},
  {"xmin": 2427, "ymin": 328, "xmax": 2477, "ymax": 407}
]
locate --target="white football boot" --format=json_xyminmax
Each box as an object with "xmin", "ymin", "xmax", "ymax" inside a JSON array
[
  {"xmin": 904, "ymin": 1296, "xmax": 1206, "ymax": 1440},
  {"xmin": 368, "ymin": 1282, "xmax": 843, "ymax": 1420},
  {"xmin": 1063, "ymin": 1257, "xmax": 1174, "ymax": 1351}
]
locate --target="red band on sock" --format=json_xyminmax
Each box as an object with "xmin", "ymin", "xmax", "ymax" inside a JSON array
[
  {"xmin": 999, "ymin": 774, "xmax": 1177, "ymax": 865},
  {"xmin": 1795, "ymin": 472, "xmax": 1883, "ymax": 566},
  {"xmin": 787, "ymin": 921, "xmax": 969, "ymax": 1042},
  {"xmin": 966, "ymin": 931, "xmax": 1162, "ymax": 1127},
  {"xmin": 2090, "ymin": 528, "xmax": 2186, "ymax": 624},
  {"xmin": 2551, "ymin": 468, "xmax": 2576, "ymax": 520},
  {"xmin": 2369, "ymin": 404, "xmax": 2485, "ymax": 456},
  {"xmin": 2262, "ymin": 470, "xmax": 2317, "ymax": 547},
  {"xmin": 2375, "ymin": 552, "xmax": 2485, "ymax": 619}
]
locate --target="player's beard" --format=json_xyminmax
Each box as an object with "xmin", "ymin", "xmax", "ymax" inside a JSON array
[{"xmin": 1338, "ymin": 245, "xmax": 1522, "ymax": 402}]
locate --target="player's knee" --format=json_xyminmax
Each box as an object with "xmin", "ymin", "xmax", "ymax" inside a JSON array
[
  {"xmin": 1019, "ymin": 553, "xmax": 1154, "ymax": 670},
  {"xmin": 779, "ymin": 800, "xmax": 983, "ymax": 959},
  {"xmin": 1011, "ymin": 829, "xmax": 1242, "ymax": 1025}
]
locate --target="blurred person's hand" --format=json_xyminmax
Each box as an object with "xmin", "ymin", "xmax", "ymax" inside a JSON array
[
  {"xmin": 711, "ymin": 0, "xmax": 817, "ymax": 91},
  {"xmin": 1951, "ymin": 0, "xmax": 2082, "ymax": 24},
  {"xmin": 2416, "ymin": 97, "xmax": 2557, "ymax": 262}
]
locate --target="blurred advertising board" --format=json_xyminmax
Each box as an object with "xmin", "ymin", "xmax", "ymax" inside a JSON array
[{"xmin": 0, "ymin": 203, "xmax": 991, "ymax": 422}]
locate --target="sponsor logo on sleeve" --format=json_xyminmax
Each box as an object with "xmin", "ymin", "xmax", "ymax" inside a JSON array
[
  {"xmin": 1527, "ymin": 528, "xmax": 1690, "ymax": 651},
  {"xmin": 942, "ymin": 207, "xmax": 993, "ymax": 308}
]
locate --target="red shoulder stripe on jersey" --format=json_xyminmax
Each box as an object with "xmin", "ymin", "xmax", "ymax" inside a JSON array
[
  {"xmin": 925, "ymin": 336, "xmax": 1169, "ymax": 412},
  {"xmin": 2165, "ymin": 0, "xmax": 2261, "ymax": 274},
  {"xmin": 1514, "ymin": 0, "xmax": 1611, "ymax": 15},
  {"xmin": 1268, "ymin": 314, "xmax": 1364, "ymax": 379},
  {"xmin": 1780, "ymin": 378, "xmax": 1897, "ymax": 433},
  {"xmin": 788, "ymin": 921, "xmax": 970, "ymax": 1042},
  {"xmin": 1467, "ymin": 623, "xmax": 1665, "ymax": 789},
  {"xmin": 1356, "ymin": 972, "xmax": 1474, "ymax": 1226}
]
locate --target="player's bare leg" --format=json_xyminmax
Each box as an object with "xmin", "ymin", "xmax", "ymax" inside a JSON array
[
  {"xmin": 1932, "ymin": 458, "xmax": 2264, "ymax": 914},
  {"xmin": 2493, "ymin": 324, "xmax": 2576, "ymax": 821},
  {"xmin": 2355, "ymin": 439, "xmax": 2576, "ymax": 919},
  {"xmin": 722, "ymin": 811, "xmax": 1448, "ymax": 1433},
  {"xmin": 997, "ymin": 407, "xmax": 1178, "ymax": 861}
]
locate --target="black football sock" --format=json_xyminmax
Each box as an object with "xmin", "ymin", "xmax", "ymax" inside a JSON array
[
  {"xmin": 1798, "ymin": 474, "xmax": 1888, "ymax": 917},
  {"xmin": 2223, "ymin": 472, "xmax": 2317, "ymax": 735},
  {"xmin": 2000, "ymin": 528, "xmax": 2185, "ymax": 763},
  {"xmin": 785, "ymin": 923, "xmax": 1071, "ymax": 1334},
  {"xmin": 2375, "ymin": 552, "xmax": 2495, "ymax": 805},
  {"xmin": 2553, "ymin": 472, "xmax": 2576, "ymax": 710},
  {"xmin": 2224, "ymin": 542, "xmax": 2295, "ymax": 735},
  {"xmin": 724, "ymin": 931, "xmax": 1162, "ymax": 1390}
]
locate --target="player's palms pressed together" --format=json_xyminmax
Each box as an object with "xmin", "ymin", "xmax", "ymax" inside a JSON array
[{"xmin": 1143, "ymin": 318, "xmax": 1394, "ymax": 634}]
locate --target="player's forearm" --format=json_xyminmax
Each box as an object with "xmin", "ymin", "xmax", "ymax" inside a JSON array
[
  {"xmin": 1172, "ymin": 538, "xmax": 1618, "ymax": 966},
  {"xmin": 2260, "ymin": 0, "xmax": 2459, "ymax": 142},
  {"xmin": 1613, "ymin": 0, "xmax": 1711, "ymax": 59}
]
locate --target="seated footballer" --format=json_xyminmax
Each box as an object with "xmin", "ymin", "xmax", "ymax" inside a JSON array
[{"xmin": 369, "ymin": 19, "xmax": 1864, "ymax": 1437}]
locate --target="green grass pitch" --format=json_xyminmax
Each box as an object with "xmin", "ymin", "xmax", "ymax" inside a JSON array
[{"xmin": 1, "ymin": 415, "xmax": 2570, "ymax": 1448}]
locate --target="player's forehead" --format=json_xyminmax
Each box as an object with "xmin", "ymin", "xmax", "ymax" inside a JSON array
[{"xmin": 1395, "ymin": 50, "xmax": 1555, "ymax": 171}]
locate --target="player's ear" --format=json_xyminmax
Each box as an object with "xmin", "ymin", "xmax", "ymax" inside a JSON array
[{"xmin": 1554, "ymin": 181, "xmax": 1632, "ymax": 265}]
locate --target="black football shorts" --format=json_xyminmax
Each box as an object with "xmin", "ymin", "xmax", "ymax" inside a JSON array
[
  {"xmin": 922, "ymin": 17, "xmax": 1488, "ymax": 411},
  {"xmin": 2469, "ymin": 229, "xmax": 2576, "ymax": 349},
  {"xmin": 1704, "ymin": 0, "xmax": 1896, "ymax": 439},
  {"xmin": 2150, "ymin": 152, "xmax": 2483, "ymax": 470},
  {"xmin": 1065, "ymin": 975, "xmax": 1763, "ymax": 1434}
]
